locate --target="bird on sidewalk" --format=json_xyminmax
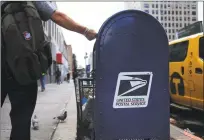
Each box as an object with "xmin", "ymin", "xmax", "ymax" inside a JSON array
[
  {"xmin": 53, "ymin": 111, "xmax": 67, "ymax": 122},
  {"xmin": 32, "ymin": 115, "xmax": 39, "ymax": 130}
]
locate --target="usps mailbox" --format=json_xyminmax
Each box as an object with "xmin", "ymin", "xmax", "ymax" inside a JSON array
[{"xmin": 93, "ymin": 10, "xmax": 169, "ymax": 140}]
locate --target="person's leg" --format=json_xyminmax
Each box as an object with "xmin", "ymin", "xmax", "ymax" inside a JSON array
[
  {"xmin": 42, "ymin": 75, "xmax": 46, "ymax": 91},
  {"xmin": 8, "ymin": 80, "xmax": 38, "ymax": 140},
  {"xmin": 1, "ymin": 71, "xmax": 8, "ymax": 107},
  {"xmin": 1, "ymin": 91, "xmax": 7, "ymax": 107}
]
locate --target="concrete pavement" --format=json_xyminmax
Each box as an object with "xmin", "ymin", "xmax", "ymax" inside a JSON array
[{"xmin": 1, "ymin": 81, "xmax": 77, "ymax": 140}]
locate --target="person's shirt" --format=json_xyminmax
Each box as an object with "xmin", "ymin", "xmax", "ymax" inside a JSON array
[{"xmin": 1, "ymin": 1, "xmax": 57, "ymax": 21}]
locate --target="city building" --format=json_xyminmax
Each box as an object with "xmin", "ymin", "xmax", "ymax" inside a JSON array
[
  {"xmin": 42, "ymin": 2, "xmax": 69, "ymax": 83},
  {"xmin": 65, "ymin": 44, "xmax": 73, "ymax": 77},
  {"xmin": 124, "ymin": 1, "xmax": 198, "ymax": 41}
]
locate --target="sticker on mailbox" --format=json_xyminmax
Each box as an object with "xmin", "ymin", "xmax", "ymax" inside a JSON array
[{"xmin": 113, "ymin": 72, "xmax": 153, "ymax": 108}]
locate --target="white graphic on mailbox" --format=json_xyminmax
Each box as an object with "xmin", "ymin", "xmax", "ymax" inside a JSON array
[{"xmin": 113, "ymin": 72, "xmax": 153, "ymax": 108}]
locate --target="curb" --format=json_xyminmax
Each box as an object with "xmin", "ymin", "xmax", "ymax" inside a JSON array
[
  {"xmin": 51, "ymin": 87, "xmax": 77, "ymax": 140},
  {"xmin": 170, "ymin": 118, "xmax": 203, "ymax": 140}
]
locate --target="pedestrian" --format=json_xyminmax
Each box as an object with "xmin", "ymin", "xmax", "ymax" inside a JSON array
[
  {"xmin": 67, "ymin": 72, "xmax": 70, "ymax": 83},
  {"xmin": 1, "ymin": 1, "xmax": 97, "ymax": 140},
  {"xmin": 55, "ymin": 68, "xmax": 61, "ymax": 85},
  {"xmin": 40, "ymin": 73, "xmax": 46, "ymax": 92}
]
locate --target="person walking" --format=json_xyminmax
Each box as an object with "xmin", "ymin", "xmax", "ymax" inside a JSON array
[
  {"xmin": 55, "ymin": 68, "xmax": 61, "ymax": 85},
  {"xmin": 67, "ymin": 72, "xmax": 70, "ymax": 83},
  {"xmin": 40, "ymin": 73, "xmax": 46, "ymax": 92},
  {"xmin": 1, "ymin": 1, "xmax": 97, "ymax": 140}
]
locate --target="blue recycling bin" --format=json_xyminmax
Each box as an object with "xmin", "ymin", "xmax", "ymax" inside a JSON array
[{"xmin": 92, "ymin": 10, "xmax": 170, "ymax": 140}]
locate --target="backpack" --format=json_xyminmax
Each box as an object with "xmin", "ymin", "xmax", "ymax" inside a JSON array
[{"xmin": 1, "ymin": 2, "xmax": 52, "ymax": 85}]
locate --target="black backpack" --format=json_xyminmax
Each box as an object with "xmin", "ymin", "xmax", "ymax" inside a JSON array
[{"xmin": 1, "ymin": 2, "xmax": 52, "ymax": 85}]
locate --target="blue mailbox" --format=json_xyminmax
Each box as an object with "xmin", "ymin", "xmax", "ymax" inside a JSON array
[{"xmin": 93, "ymin": 10, "xmax": 170, "ymax": 140}]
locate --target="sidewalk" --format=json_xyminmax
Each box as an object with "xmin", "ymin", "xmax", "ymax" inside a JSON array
[{"xmin": 0, "ymin": 81, "xmax": 77, "ymax": 140}]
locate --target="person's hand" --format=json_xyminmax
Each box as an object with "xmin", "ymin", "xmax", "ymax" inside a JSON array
[{"xmin": 84, "ymin": 28, "xmax": 97, "ymax": 41}]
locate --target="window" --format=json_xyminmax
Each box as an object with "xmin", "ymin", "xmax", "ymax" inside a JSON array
[
  {"xmin": 180, "ymin": 17, "xmax": 182, "ymax": 21},
  {"xmin": 192, "ymin": 17, "xmax": 196, "ymax": 21},
  {"xmin": 172, "ymin": 23, "xmax": 174, "ymax": 26},
  {"xmin": 172, "ymin": 11, "xmax": 174, "ymax": 15},
  {"xmin": 180, "ymin": 23, "xmax": 182, "ymax": 27},
  {"xmin": 144, "ymin": 3, "xmax": 149, "ymax": 8},
  {"xmin": 161, "ymin": 17, "xmax": 163, "ymax": 20},
  {"xmin": 169, "ymin": 41, "xmax": 189, "ymax": 62},
  {"xmin": 156, "ymin": 10, "xmax": 158, "ymax": 14},
  {"xmin": 192, "ymin": 5, "xmax": 196, "ymax": 9},
  {"xmin": 156, "ymin": 4, "xmax": 158, "ymax": 8},
  {"xmin": 164, "ymin": 4, "xmax": 166, "ymax": 8},
  {"xmin": 199, "ymin": 37, "xmax": 204, "ymax": 59},
  {"xmin": 176, "ymin": 23, "xmax": 178, "ymax": 27},
  {"xmin": 192, "ymin": 11, "xmax": 196, "ymax": 15},
  {"xmin": 152, "ymin": 4, "xmax": 154, "ymax": 8},
  {"xmin": 145, "ymin": 10, "xmax": 149, "ymax": 13},
  {"xmin": 176, "ymin": 17, "xmax": 178, "ymax": 21},
  {"xmin": 152, "ymin": 10, "xmax": 154, "ymax": 14},
  {"xmin": 168, "ymin": 11, "xmax": 170, "ymax": 15},
  {"xmin": 165, "ymin": 23, "xmax": 167, "ymax": 27},
  {"xmin": 165, "ymin": 17, "xmax": 167, "ymax": 21},
  {"xmin": 169, "ymin": 35, "xmax": 171, "ymax": 39},
  {"xmin": 164, "ymin": 11, "xmax": 166, "ymax": 15},
  {"xmin": 169, "ymin": 29, "xmax": 171, "ymax": 33},
  {"xmin": 176, "ymin": 11, "xmax": 178, "ymax": 15},
  {"xmin": 184, "ymin": 11, "xmax": 186, "ymax": 15},
  {"xmin": 169, "ymin": 23, "xmax": 171, "ymax": 27},
  {"xmin": 180, "ymin": 11, "xmax": 182, "ymax": 15}
]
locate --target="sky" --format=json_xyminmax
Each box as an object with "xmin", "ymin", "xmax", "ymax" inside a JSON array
[{"xmin": 56, "ymin": 2, "xmax": 203, "ymax": 67}]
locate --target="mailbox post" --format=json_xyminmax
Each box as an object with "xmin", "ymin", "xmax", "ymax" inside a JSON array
[{"xmin": 92, "ymin": 10, "xmax": 170, "ymax": 140}]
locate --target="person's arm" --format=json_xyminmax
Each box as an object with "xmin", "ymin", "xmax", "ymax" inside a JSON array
[
  {"xmin": 51, "ymin": 10, "xmax": 86, "ymax": 35},
  {"xmin": 34, "ymin": 2, "xmax": 97, "ymax": 41}
]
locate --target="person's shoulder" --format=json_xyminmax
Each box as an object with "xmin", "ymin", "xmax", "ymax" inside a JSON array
[{"xmin": 33, "ymin": 1, "xmax": 57, "ymax": 21}]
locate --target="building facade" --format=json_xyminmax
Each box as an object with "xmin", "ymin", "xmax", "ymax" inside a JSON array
[
  {"xmin": 124, "ymin": 1, "xmax": 198, "ymax": 41},
  {"xmin": 42, "ymin": 2, "xmax": 69, "ymax": 83},
  {"xmin": 65, "ymin": 44, "xmax": 73, "ymax": 77}
]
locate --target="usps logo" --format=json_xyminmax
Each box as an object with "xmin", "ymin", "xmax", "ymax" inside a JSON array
[
  {"xmin": 113, "ymin": 72, "xmax": 153, "ymax": 108},
  {"xmin": 23, "ymin": 31, "xmax": 32, "ymax": 40}
]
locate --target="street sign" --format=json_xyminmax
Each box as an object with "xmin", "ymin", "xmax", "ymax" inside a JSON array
[{"xmin": 93, "ymin": 10, "xmax": 169, "ymax": 140}]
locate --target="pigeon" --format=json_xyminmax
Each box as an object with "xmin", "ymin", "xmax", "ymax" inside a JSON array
[
  {"xmin": 32, "ymin": 115, "xmax": 39, "ymax": 130},
  {"xmin": 53, "ymin": 111, "xmax": 67, "ymax": 122}
]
